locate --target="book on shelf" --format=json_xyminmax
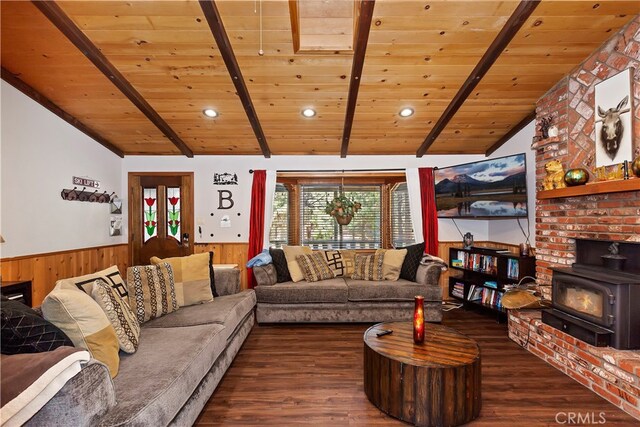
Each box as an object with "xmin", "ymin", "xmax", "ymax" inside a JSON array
[
  {"xmin": 481, "ymin": 288, "xmax": 503, "ymax": 307},
  {"xmin": 451, "ymin": 259, "xmax": 463, "ymax": 267},
  {"xmin": 507, "ymin": 258, "xmax": 520, "ymax": 279},
  {"xmin": 484, "ymin": 280, "xmax": 498, "ymax": 289},
  {"xmin": 468, "ymin": 285, "xmax": 483, "ymax": 301}
]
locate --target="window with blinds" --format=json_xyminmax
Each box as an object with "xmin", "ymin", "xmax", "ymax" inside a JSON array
[
  {"xmin": 390, "ymin": 183, "xmax": 415, "ymax": 247},
  {"xmin": 300, "ymin": 184, "xmax": 382, "ymax": 249},
  {"xmin": 268, "ymin": 184, "xmax": 289, "ymax": 248}
]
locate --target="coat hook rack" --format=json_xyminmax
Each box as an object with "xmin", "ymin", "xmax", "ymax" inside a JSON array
[{"xmin": 61, "ymin": 187, "xmax": 118, "ymax": 204}]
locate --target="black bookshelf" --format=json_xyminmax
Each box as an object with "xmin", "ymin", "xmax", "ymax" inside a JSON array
[{"xmin": 448, "ymin": 246, "xmax": 535, "ymax": 318}]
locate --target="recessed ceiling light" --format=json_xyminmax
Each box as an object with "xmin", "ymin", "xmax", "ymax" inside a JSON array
[
  {"xmin": 203, "ymin": 108, "xmax": 218, "ymax": 118},
  {"xmin": 301, "ymin": 108, "xmax": 316, "ymax": 118},
  {"xmin": 399, "ymin": 108, "xmax": 415, "ymax": 117}
]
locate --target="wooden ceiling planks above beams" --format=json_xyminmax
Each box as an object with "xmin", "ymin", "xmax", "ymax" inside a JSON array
[
  {"xmin": 340, "ymin": 0, "xmax": 376, "ymax": 158},
  {"xmin": 415, "ymin": 0, "xmax": 541, "ymax": 157},
  {"xmin": 32, "ymin": 0, "xmax": 194, "ymax": 158},
  {"xmin": 199, "ymin": 0, "xmax": 271, "ymax": 158},
  {"xmin": 485, "ymin": 110, "xmax": 536, "ymax": 156},
  {"xmin": 1, "ymin": 66, "xmax": 125, "ymax": 158}
]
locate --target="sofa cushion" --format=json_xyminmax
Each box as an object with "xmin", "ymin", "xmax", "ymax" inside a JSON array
[
  {"xmin": 42, "ymin": 288, "xmax": 120, "ymax": 378},
  {"xmin": 1, "ymin": 300, "xmax": 73, "ymax": 355},
  {"xmin": 398, "ymin": 242, "xmax": 425, "ymax": 282},
  {"xmin": 255, "ymin": 279, "xmax": 348, "ymax": 304},
  {"xmin": 283, "ymin": 246, "xmax": 312, "ymax": 282},
  {"xmin": 345, "ymin": 278, "xmax": 440, "ymax": 302},
  {"xmin": 107, "ymin": 323, "xmax": 226, "ymax": 427},
  {"xmin": 144, "ymin": 290, "xmax": 256, "ymax": 341},
  {"xmin": 127, "ymin": 263, "xmax": 179, "ymax": 324},
  {"xmin": 296, "ymin": 252, "xmax": 335, "ymax": 282},
  {"xmin": 269, "ymin": 248, "xmax": 291, "ymax": 283},
  {"xmin": 55, "ymin": 265, "xmax": 128, "ymax": 300},
  {"xmin": 376, "ymin": 248, "xmax": 407, "ymax": 281},
  {"xmin": 319, "ymin": 250, "xmax": 355, "ymax": 277},
  {"xmin": 150, "ymin": 252, "xmax": 214, "ymax": 307},
  {"xmin": 352, "ymin": 253, "xmax": 384, "ymax": 280}
]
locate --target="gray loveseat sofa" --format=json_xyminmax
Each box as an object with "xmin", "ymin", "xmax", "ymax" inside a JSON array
[
  {"xmin": 27, "ymin": 269, "xmax": 256, "ymax": 427},
  {"xmin": 252, "ymin": 262, "xmax": 442, "ymax": 323}
]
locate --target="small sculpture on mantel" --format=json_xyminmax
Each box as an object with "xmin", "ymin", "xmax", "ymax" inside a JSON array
[
  {"xmin": 542, "ymin": 160, "xmax": 567, "ymax": 190},
  {"xmin": 602, "ymin": 242, "xmax": 626, "ymax": 270},
  {"xmin": 538, "ymin": 116, "xmax": 553, "ymax": 139}
]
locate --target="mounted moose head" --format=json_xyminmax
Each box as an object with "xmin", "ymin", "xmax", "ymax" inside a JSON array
[{"xmin": 596, "ymin": 95, "xmax": 631, "ymax": 161}]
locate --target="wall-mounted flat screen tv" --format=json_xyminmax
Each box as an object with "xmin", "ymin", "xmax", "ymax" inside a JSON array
[{"xmin": 434, "ymin": 153, "xmax": 528, "ymax": 218}]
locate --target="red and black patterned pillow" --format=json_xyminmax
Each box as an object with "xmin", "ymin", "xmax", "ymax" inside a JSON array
[
  {"xmin": 1, "ymin": 300, "xmax": 73, "ymax": 354},
  {"xmin": 269, "ymin": 248, "xmax": 292, "ymax": 283},
  {"xmin": 398, "ymin": 242, "xmax": 425, "ymax": 282}
]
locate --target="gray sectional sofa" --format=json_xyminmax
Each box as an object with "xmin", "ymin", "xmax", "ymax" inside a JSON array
[
  {"xmin": 253, "ymin": 262, "xmax": 443, "ymax": 323},
  {"xmin": 27, "ymin": 269, "xmax": 256, "ymax": 427}
]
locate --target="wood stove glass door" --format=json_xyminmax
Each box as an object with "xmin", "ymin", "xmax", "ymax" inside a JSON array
[{"xmin": 554, "ymin": 273, "xmax": 615, "ymax": 328}]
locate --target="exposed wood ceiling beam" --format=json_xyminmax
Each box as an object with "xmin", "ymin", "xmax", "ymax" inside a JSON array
[
  {"xmin": 32, "ymin": 1, "xmax": 194, "ymax": 158},
  {"xmin": 416, "ymin": 0, "xmax": 541, "ymax": 157},
  {"xmin": 340, "ymin": 0, "xmax": 376, "ymax": 158},
  {"xmin": 199, "ymin": 0, "xmax": 271, "ymax": 158},
  {"xmin": 1, "ymin": 67, "xmax": 125, "ymax": 158},
  {"xmin": 485, "ymin": 110, "xmax": 536, "ymax": 156}
]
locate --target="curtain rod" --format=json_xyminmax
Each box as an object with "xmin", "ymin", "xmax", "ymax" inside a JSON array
[{"xmin": 248, "ymin": 168, "xmax": 415, "ymax": 173}]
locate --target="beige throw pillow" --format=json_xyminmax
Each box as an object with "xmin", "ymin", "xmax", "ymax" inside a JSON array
[
  {"xmin": 376, "ymin": 248, "xmax": 408, "ymax": 281},
  {"xmin": 127, "ymin": 263, "xmax": 179, "ymax": 324},
  {"xmin": 150, "ymin": 252, "xmax": 214, "ymax": 307},
  {"xmin": 42, "ymin": 288, "xmax": 120, "ymax": 378},
  {"xmin": 55, "ymin": 265, "xmax": 128, "ymax": 300},
  {"xmin": 297, "ymin": 253, "xmax": 335, "ymax": 282},
  {"xmin": 283, "ymin": 246, "xmax": 312, "ymax": 282},
  {"xmin": 91, "ymin": 279, "xmax": 140, "ymax": 354},
  {"xmin": 320, "ymin": 250, "xmax": 356, "ymax": 277}
]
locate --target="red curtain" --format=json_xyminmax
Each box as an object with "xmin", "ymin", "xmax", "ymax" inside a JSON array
[
  {"xmin": 247, "ymin": 170, "xmax": 266, "ymax": 289},
  {"xmin": 418, "ymin": 167, "xmax": 438, "ymax": 256}
]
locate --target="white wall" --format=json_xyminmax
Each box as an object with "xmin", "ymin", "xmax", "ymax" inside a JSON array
[
  {"xmin": 0, "ymin": 81, "xmax": 125, "ymax": 258},
  {"xmin": 487, "ymin": 121, "xmax": 537, "ymax": 246},
  {"xmin": 122, "ymin": 155, "xmax": 494, "ymax": 244}
]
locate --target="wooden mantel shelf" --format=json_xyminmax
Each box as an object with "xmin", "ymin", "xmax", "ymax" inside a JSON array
[{"xmin": 537, "ymin": 177, "xmax": 640, "ymax": 199}]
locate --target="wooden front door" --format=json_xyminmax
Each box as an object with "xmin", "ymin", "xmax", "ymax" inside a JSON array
[{"xmin": 128, "ymin": 173, "xmax": 194, "ymax": 265}]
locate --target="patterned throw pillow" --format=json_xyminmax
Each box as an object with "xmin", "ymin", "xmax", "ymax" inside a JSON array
[
  {"xmin": 320, "ymin": 250, "xmax": 355, "ymax": 277},
  {"xmin": 42, "ymin": 288, "xmax": 120, "ymax": 378},
  {"xmin": 55, "ymin": 265, "xmax": 128, "ymax": 300},
  {"xmin": 269, "ymin": 248, "xmax": 292, "ymax": 283},
  {"xmin": 296, "ymin": 253, "xmax": 335, "ymax": 282},
  {"xmin": 1, "ymin": 300, "xmax": 73, "ymax": 354},
  {"xmin": 91, "ymin": 279, "xmax": 140, "ymax": 354},
  {"xmin": 150, "ymin": 252, "xmax": 214, "ymax": 307},
  {"xmin": 127, "ymin": 263, "xmax": 178, "ymax": 324},
  {"xmin": 376, "ymin": 248, "xmax": 408, "ymax": 281},
  {"xmin": 352, "ymin": 253, "xmax": 385, "ymax": 281},
  {"xmin": 398, "ymin": 242, "xmax": 425, "ymax": 282}
]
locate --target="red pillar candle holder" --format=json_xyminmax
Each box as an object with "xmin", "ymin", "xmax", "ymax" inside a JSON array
[{"xmin": 413, "ymin": 295, "xmax": 425, "ymax": 344}]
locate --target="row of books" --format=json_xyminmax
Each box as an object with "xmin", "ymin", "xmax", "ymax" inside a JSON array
[
  {"xmin": 451, "ymin": 282, "xmax": 465, "ymax": 299},
  {"xmin": 451, "ymin": 251, "xmax": 498, "ymax": 274},
  {"xmin": 507, "ymin": 258, "xmax": 520, "ymax": 279},
  {"xmin": 463, "ymin": 284, "xmax": 503, "ymax": 308}
]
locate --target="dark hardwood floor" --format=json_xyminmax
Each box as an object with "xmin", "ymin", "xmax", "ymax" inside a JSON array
[{"xmin": 195, "ymin": 308, "xmax": 638, "ymax": 426}]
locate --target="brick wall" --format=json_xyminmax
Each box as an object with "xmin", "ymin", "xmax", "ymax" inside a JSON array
[
  {"xmin": 510, "ymin": 311, "xmax": 640, "ymax": 420},
  {"xmin": 534, "ymin": 17, "xmax": 640, "ymax": 297}
]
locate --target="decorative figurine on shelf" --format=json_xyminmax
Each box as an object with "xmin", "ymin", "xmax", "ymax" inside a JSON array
[
  {"xmin": 632, "ymin": 155, "xmax": 640, "ymax": 178},
  {"xmin": 538, "ymin": 116, "xmax": 553, "ymax": 139},
  {"xmin": 463, "ymin": 232, "xmax": 474, "ymax": 249},
  {"xmin": 564, "ymin": 168, "xmax": 589, "ymax": 186},
  {"xmin": 543, "ymin": 160, "xmax": 567, "ymax": 190}
]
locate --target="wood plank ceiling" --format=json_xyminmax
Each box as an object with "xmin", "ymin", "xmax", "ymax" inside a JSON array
[{"xmin": 1, "ymin": 1, "xmax": 637, "ymax": 157}]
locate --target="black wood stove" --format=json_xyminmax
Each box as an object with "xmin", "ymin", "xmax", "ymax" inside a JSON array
[{"xmin": 542, "ymin": 238, "xmax": 640, "ymax": 349}]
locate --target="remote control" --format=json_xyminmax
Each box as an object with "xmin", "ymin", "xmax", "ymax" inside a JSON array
[{"xmin": 376, "ymin": 329, "xmax": 393, "ymax": 337}]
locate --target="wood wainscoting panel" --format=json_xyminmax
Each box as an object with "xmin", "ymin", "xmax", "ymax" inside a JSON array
[
  {"xmin": 194, "ymin": 243, "xmax": 249, "ymax": 291},
  {"xmin": 438, "ymin": 241, "xmax": 521, "ymax": 301},
  {"xmin": 0, "ymin": 244, "xmax": 129, "ymax": 306}
]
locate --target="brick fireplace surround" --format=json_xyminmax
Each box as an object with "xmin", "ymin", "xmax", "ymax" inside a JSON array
[{"xmin": 507, "ymin": 17, "xmax": 640, "ymax": 420}]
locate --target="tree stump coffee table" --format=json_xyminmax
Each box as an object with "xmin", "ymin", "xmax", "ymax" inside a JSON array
[{"xmin": 364, "ymin": 322, "xmax": 481, "ymax": 427}]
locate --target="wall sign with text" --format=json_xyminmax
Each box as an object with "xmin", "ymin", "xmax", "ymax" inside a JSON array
[{"xmin": 73, "ymin": 176, "xmax": 100, "ymax": 188}]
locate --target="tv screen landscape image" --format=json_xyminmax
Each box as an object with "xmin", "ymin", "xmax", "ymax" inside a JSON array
[{"xmin": 434, "ymin": 153, "xmax": 528, "ymax": 218}]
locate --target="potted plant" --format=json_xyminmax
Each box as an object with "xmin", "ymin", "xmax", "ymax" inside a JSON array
[{"xmin": 325, "ymin": 194, "xmax": 361, "ymax": 225}]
